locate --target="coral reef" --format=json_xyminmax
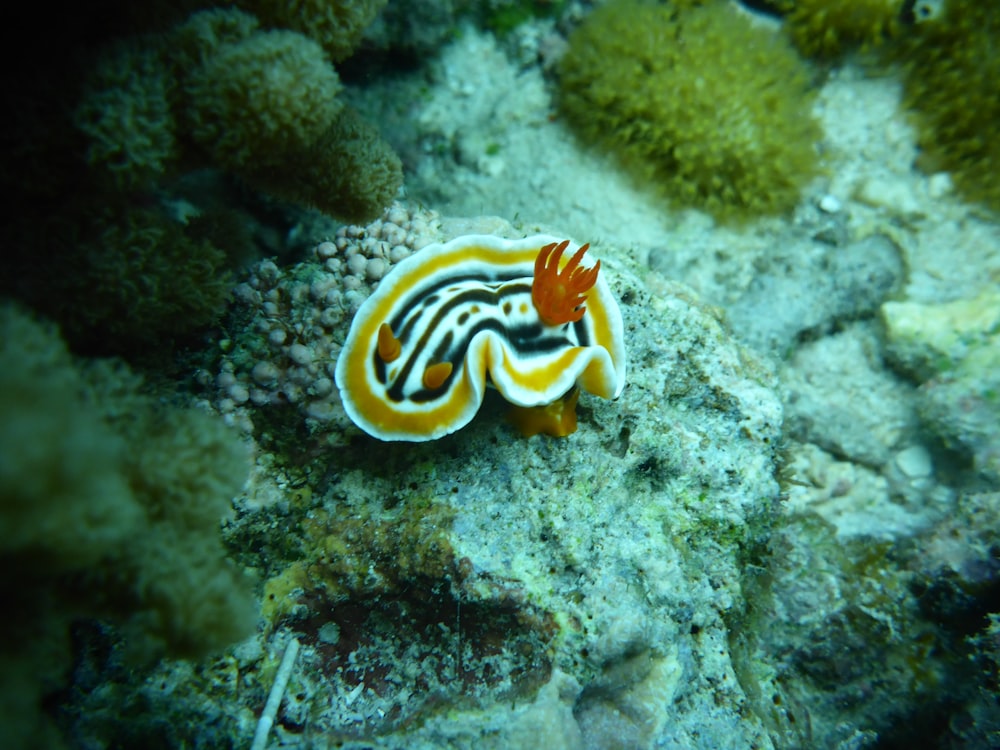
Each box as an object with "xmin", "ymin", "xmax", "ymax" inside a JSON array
[
  {"xmin": 239, "ymin": 0, "xmax": 389, "ymax": 63},
  {"xmin": 558, "ymin": 0, "xmax": 822, "ymax": 222},
  {"xmin": 207, "ymin": 201, "xmax": 442, "ymax": 434},
  {"xmin": 40, "ymin": 205, "xmax": 235, "ymax": 354},
  {"xmin": 0, "ymin": 304, "xmax": 256, "ymax": 748},
  {"xmin": 58, "ymin": 215, "xmax": 786, "ymax": 747},
  {"xmin": 779, "ymin": 0, "xmax": 902, "ymax": 59},
  {"xmin": 780, "ymin": 0, "xmax": 1000, "ymax": 213},
  {"xmin": 1, "ymin": 1, "xmax": 402, "ymax": 361},
  {"xmin": 758, "ymin": 445, "xmax": 1000, "ymax": 747},
  {"xmin": 225, "ymin": 228, "xmax": 782, "ymax": 745},
  {"xmin": 894, "ymin": 1, "xmax": 1000, "ymax": 212}
]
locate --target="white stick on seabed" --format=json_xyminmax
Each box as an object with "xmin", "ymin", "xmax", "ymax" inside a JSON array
[{"xmin": 250, "ymin": 637, "xmax": 301, "ymax": 750}]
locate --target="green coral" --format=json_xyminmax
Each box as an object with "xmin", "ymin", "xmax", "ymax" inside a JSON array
[
  {"xmin": 13, "ymin": 4, "xmax": 403, "ymax": 359},
  {"xmin": 781, "ymin": 0, "xmax": 1000, "ymax": 212},
  {"xmin": 240, "ymin": 0, "xmax": 389, "ymax": 62},
  {"xmin": 184, "ymin": 28, "xmax": 344, "ymax": 170},
  {"xmin": 74, "ymin": 41, "xmax": 178, "ymax": 191},
  {"xmin": 894, "ymin": 1, "xmax": 1000, "ymax": 211},
  {"xmin": 71, "ymin": 4, "xmax": 402, "ymax": 218},
  {"xmin": 779, "ymin": 0, "xmax": 902, "ymax": 59},
  {"xmin": 0, "ymin": 303, "xmax": 256, "ymax": 748},
  {"xmin": 30, "ymin": 204, "xmax": 234, "ymax": 355},
  {"xmin": 558, "ymin": 0, "xmax": 822, "ymax": 222},
  {"xmin": 173, "ymin": 7, "xmax": 402, "ymax": 222},
  {"xmin": 248, "ymin": 105, "xmax": 405, "ymax": 224},
  {"xmin": 485, "ymin": 0, "xmax": 568, "ymax": 37}
]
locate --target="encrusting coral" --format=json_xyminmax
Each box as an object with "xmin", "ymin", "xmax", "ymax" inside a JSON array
[
  {"xmin": 0, "ymin": 303, "xmax": 257, "ymax": 748},
  {"xmin": 558, "ymin": 0, "xmax": 822, "ymax": 222},
  {"xmin": 207, "ymin": 201, "xmax": 443, "ymax": 435}
]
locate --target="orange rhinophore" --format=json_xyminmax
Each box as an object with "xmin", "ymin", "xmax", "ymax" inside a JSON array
[{"xmin": 532, "ymin": 240, "xmax": 601, "ymax": 326}]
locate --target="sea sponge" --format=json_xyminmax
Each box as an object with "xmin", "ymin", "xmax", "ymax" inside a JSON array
[
  {"xmin": 240, "ymin": 0, "xmax": 389, "ymax": 62},
  {"xmin": 894, "ymin": 1, "xmax": 1000, "ymax": 211},
  {"xmin": 779, "ymin": 0, "xmax": 902, "ymax": 59},
  {"xmin": 558, "ymin": 0, "xmax": 822, "ymax": 222},
  {"xmin": 0, "ymin": 303, "xmax": 257, "ymax": 745}
]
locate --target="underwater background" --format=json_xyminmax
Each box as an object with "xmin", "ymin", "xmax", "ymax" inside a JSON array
[{"xmin": 1, "ymin": 1, "xmax": 999, "ymax": 748}]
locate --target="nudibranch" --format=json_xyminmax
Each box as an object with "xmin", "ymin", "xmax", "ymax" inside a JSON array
[{"xmin": 334, "ymin": 234, "xmax": 626, "ymax": 441}]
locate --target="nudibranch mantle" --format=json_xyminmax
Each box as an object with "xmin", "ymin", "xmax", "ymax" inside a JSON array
[{"xmin": 334, "ymin": 234, "xmax": 626, "ymax": 441}]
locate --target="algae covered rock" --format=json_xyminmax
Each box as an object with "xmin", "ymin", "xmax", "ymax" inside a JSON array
[
  {"xmin": 558, "ymin": 0, "xmax": 822, "ymax": 222},
  {"xmin": 192, "ymin": 218, "xmax": 787, "ymax": 747},
  {"xmin": 882, "ymin": 290, "xmax": 1000, "ymax": 480}
]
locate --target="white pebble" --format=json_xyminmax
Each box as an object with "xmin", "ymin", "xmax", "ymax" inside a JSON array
[
  {"xmin": 305, "ymin": 400, "xmax": 337, "ymax": 421},
  {"xmin": 366, "ymin": 257, "xmax": 388, "ymax": 281},
  {"xmin": 389, "ymin": 245, "xmax": 410, "ymax": 263},
  {"xmin": 386, "ymin": 205, "xmax": 409, "ymax": 225},
  {"xmin": 228, "ymin": 383, "xmax": 250, "ymax": 404},
  {"xmin": 257, "ymin": 260, "xmax": 279, "ymax": 283},
  {"xmin": 927, "ymin": 172, "xmax": 953, "ymax": 199},
  {"xmin": 382, "ymin": 223, "xmax": 407, "ymax": 246},
  {"xmin": 288, "ymin": 343, "xmax": 313, "ymax": 366},
  {"xmin": 252, "ymin": 361, "xmax": 280, "ymax": 386},
  {"xmin": 320, "ymin": 307, "xmax": 341, "ymax": 327},
  {"xmin": 250, "ymin": 388, "xmax": 271, "ymax": 406},
  {"xmin": 311, "ymin": 377, "xmax": 334, "ymax": 397},
  {"xmin": 347, "ymin": 253, "xmax": 368, "ymax": 276},
  {"xmin": 287, "ymin": 365, "xmax": 314, "ymax": 386},
  {"xmin": 216, "ymin": 371, "xmax": 237, "ymax": 389},
  {"xmin": 232, "ymin": 283, "xmax": 259, "ymax": 305},
  {"xmin": 315, "ymin": 241, "xmax": 337, "ymax": 260},
  {"xmin": 268, "ymin": 328, "xmax": 288, "ymax": 346},
  {"xmin": 818, "ymin": 194, "xmax": 842, "ymax": 213},
  {"xmin": 895, "ymin": 445, "xmax": 933, "ymax": 479},
  {"xmin": 343, "ymin": 274, "xmax": 362, "ymax": 291},
  {"xmin": 310, "ymin": 277, "xmax": 335, "ymax": 301},
  {"xmin": 344, "ymin": 289, "xmax": 365, "ymax": 313}
]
